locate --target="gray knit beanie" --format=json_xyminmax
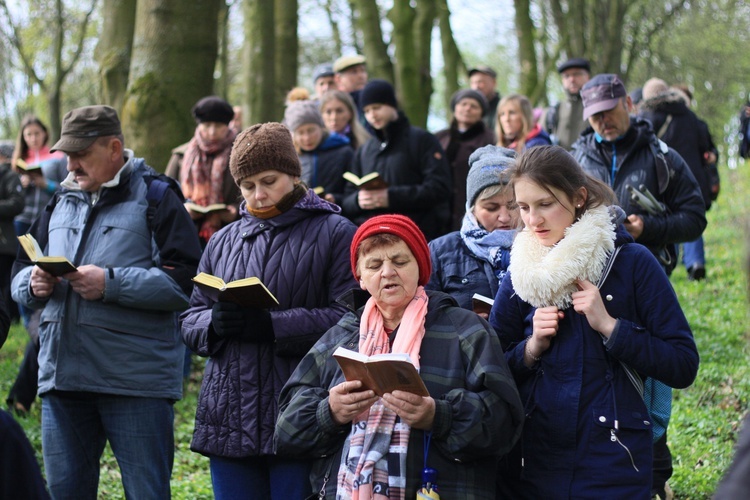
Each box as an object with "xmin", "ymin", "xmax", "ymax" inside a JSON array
[
  {"xmin": 466, "ymin": 145, "xmax": 516, "ymax": 209},
  {"xmin": 230, "ymin": 122, "xmax": 301, "ymax": 183},
  {"xmin": 450, "ymin": 89, "xmax": 488, "ymax": 115},
  {"xmin": 283, "ymin": 100, "xmax": 326, "ymax": 132}
]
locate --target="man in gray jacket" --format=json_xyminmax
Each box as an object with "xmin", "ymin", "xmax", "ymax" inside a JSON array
[{"xmin": 11, "ymin": 105, "xmax": 202, "ymax": 499}]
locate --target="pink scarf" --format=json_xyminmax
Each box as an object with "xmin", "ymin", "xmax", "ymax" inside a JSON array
[{"xmin": 337, "ymin": 287, "xmax": 429, "ymax": 500}]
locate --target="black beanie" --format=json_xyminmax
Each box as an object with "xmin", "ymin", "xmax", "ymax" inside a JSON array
[
  {"xmin": 192, "ymin": 96, "xmax": 234, "ymax": 125},
  {"xmin": 359, "ymin": 79, "xmax": 398, "ymax": 109}
]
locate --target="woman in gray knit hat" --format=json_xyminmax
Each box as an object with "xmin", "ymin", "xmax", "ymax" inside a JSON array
[
  {"xmin": 180, "ymin": 122, "xmax": 358, "ymax": 499},
  {"xmin": 426, "ymin": 145, "xmax": 518, "ymax": 315}
]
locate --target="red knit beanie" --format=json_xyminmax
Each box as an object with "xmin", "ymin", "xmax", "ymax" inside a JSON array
[{"xmin": 350, "ymin": 214, "xmax": 431, "ymax": 286}]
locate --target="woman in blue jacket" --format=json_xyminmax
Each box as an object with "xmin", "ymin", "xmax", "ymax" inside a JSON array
[
  {"xmin": 180, "ymin": 123, "xmax": 357, "ymax": 500},
  {"xmin": 490, "ymin": 145, "xmax": 699, "ymax": 498},
  {"xmin": 426, "ymin": 145, "xmax": 517, "ymax": 314}
]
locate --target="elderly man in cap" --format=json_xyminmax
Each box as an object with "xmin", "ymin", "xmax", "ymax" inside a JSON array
[
  {"xmin": 11, "ymin": 105, "xmax": 202, "ymax": 499},
  {"xmin": 572, "ymin": 76, "xmax": 706, "ymax": 500},
  {"xmin": 468, "ymin": 65, "xmax": 501, "ymax": 134},
  {"xmin": 334, "ymin": 54, "xmax": 368, "ymax": 119},
  {"xmin": 312, "ymin": 63, "xmax": 336, "ymax": 100},
  {"xmin": 544, "ymin": 57, "xmax": 591, "ymax": 150}
]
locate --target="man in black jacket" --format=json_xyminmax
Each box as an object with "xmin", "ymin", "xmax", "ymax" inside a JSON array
[{"xmin": 572, "ymin": 74, "xmax": 706, "ymax": 277}]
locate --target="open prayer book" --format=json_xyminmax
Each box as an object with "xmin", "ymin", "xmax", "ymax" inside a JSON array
[
  {"xmin": 14, "ymin": 158, "xmax": 42, "ymax": 172},
  {"xmin": 184, "ymin": 202, "xmax": 228, "ymax": 214},
  {"xmin": 333, "ymin": 346, "xmax": 429, "ymax": 397},
  {"xmin": 192, "ymin": 272, "xmax": 279, "ymax": 309},
  {"xmin": 17, "ymin": 234, "xmax": 77, "ymax": 276},
  {"xmin": 342, "ymin": 171, "xmax": 389, "ymax": 190}
]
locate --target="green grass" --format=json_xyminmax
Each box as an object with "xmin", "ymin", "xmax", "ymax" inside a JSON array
[{"xmin": 1, "ymin": 160, "xmax": 748, "ymax": 499}]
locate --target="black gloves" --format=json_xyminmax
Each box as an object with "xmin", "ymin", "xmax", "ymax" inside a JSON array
[{"xmin": 211, "ymin": 302, "xmax": 275, "ymax": 342}]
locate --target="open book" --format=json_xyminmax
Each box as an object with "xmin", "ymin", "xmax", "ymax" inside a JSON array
[
  {"xmin": 342, "ymin": 171, "xmax": 388, "ymax": 190},
  {"xmin": 15, "ymin": 158, "xmax": 42, "ymax": 172},
  {"xmin": 185, "ymin": 202, "xmax": 228, "ymax": 214},
  {"xmin": 192, "ymin": 272, "xmax": 279, "ymax": 309},
  {"xmin": 313, "ymin": 186, "xmax": 325, "ymax": 196},
  {"xmin": 333, "ymin": 346, "xmax": 429, "ymax": 397},
  {"xmin": 17, "ymin": 234, "xmax": 77, "ymax": 276},
  {"xmin": 472, "ymin": 293, "xmax": 495, "ymax": 316}
]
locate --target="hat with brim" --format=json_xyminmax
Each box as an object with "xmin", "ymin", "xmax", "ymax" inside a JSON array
[
  {"xmin": 333, "ymin": 54, "xmax": 366, "ymax": 73},
  {"xmin": 468, "ymin": 66, "xmax": 497, "ymax": 79},
  {"xmin": 581, "ymin": 74, "xmax": 627, "ymax": 121},
  {"xmin": 51, "ymin": 105, "xmax": 122, "ymax": 153}
]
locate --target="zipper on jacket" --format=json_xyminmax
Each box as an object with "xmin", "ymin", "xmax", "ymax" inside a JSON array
[{"xmin": 607, "ymin": 367, "xmax": 639, "ymax": 472}]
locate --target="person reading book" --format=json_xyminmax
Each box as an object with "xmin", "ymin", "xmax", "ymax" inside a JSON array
[
  {"xmin": 276, "ymin": 214, "xmax": 523, "ymax": 498},
  {"xmin": 179, "ymin": 122, "xmax": 357, "ymax": 500}
]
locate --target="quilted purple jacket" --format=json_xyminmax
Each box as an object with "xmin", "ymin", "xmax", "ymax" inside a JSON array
[{"xmin": 181, "ymin": 189, "xmax": 357, "ymax": 457}]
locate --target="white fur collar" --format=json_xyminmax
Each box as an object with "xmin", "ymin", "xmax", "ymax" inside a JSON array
[{"xmin": 509, "ymin": 205, "xmax": 616, "ymax": 309}]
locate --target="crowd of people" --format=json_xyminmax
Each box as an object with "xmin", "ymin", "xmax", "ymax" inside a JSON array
[{"xmin": 0, "ymin": 50, "xmax": 747, "ymax": 499}]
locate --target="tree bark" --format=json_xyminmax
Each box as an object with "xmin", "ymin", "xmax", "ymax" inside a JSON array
[
  {"xmin": 243, "ymin": 0, "xmax": 277, "ymax": 124},
  {"xmin": 122, "ymin": 0, "xmax": 221, "ymax": 170},
  {"xmin": 352, "ymin": 0, "xmax": 393, "ymax": 82},
  {"xmin": 216, "ymin": 1, "xmax": 231, "ymax": 99},
  {"xmin": 275, "ymin": 0, "xmax": 298, "ymax": 108},
  {"xmin": 514, "ymin": 0, "xmax": 539, "ymax": 98},
  {"xmin": 437, "ymin": 0, "xmax": 465, "ymax": 113},
  {"xmin": 94, "ymin": 0, "xmax": 136, "ymax": 113}
]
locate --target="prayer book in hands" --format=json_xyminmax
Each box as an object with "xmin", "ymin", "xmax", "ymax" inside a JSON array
[
  {"xmin": 333, "ymin": 346, "xmax": 429, "ymax": 397},
  {"xmin": 17, "ymin": 234, "xmax": 77, "ymax": 276},
  {"xmin": 472, "ymin": 293, "xmax": 495, "ymax": 316},
  {"xmin": 15, "ymin": 158, "xmax": 42, "ymax": 172},
  {"xmin": 342, "ymin": 171, "xmax": 389, "ymax": 190},
  {"xmin": 192, "ymin": 272, "xmax": 279, "ymax": 309},
  {"xmin": 184, "ymin": 202, "xmax": 228, "ymax": 214}
]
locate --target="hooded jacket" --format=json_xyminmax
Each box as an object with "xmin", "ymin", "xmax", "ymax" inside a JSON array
[
  {"xmin": 181, "ymin": 189, "xmax": 357, "ymax": 458},
  {"xmin": 275, "ymin": 290, "xmax": 524, "ymax": 499}
]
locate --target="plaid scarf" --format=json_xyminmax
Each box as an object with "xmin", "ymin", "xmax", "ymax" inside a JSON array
[
  {"xmin": 337, "ymin": 287, "xmax": 429, "ymax": 499},
  {"xmin": 180, "ymin": 127, "xmax": 237, "ymax": 240}
]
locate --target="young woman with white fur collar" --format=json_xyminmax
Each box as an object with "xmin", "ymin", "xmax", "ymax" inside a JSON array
[{"xmin": 489, "ymin": 145, "xmax": 699, "ymax": 499}]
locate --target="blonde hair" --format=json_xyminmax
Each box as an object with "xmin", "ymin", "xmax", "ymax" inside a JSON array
[
  {"xmin": 319, "ymin": 90, "xmax": 371, "ymax": 150},
  {"xmin": 496, "ymin": 94, "xmax": 534, "ymax": 153}
]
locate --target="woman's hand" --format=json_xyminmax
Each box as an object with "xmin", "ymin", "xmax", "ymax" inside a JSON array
[
  {"xmin": 357, "ymin": 188, "xmax": 389, "ymax": 210},
  {"xmin": 382, "ymin": 391, "xmax": 435, "ymax": 430},
  {"xmin": 329, "ymin": 380, "xmax": 378, "ymax": 425},
  {"xmin": 527, "ymin": 306, "xmax": 563, "ymax": 366},
  {"xmin": 572, "ymin": 279, "xmax": 617, "ymax": 338}
]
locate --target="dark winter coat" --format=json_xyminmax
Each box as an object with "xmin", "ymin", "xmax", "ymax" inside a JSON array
[
  {"xmin": 435, "ymin": 121, "xmax": 495, "ymax": 231},
  {"xmin": 275, "ymin": 290, "xmax": 524, "ymax": 499},
  {"xmin": 181, "ymin": 189, "xmax": 357, "ymax": 458},
  {"xmin": 340, "ymin": 113, "xmax": 452, "ymax": 240},
  {"xmin": 490, "ymin": 227, "xmax": 699, "ymax": 499},
  {"xmin": 426, "ymin": 231, "xmax": 506, "ymax": 310},
  {"xmin": 571, "ymin": 118, "xmax": 706, "ymax": 270},
  {"xmin": 640, "ymin": 90, "xmax": 713, "ymax": 209},
  {"xmin": 0, "ymin": 163, "xmax": 24, "ymax": 256},
  {"xmin": 299, "ymin": 132, "xmax": 353, "ymax": 204}
]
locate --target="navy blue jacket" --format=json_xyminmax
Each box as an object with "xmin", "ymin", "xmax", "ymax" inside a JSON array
[
  {"xmin": 299, "ymin": 132, "xmax": 353, "ymax": 204},
  {"xmin": 490, "ymin": 228, "xmax": 699, "ymax": 498}
]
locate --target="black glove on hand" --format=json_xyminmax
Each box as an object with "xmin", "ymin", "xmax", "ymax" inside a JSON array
[{"xmin": 211, "ymin": 302, "xmax": 274, "ymax": 342}]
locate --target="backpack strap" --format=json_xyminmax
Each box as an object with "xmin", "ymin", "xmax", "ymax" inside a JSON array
[
  {"xmin": 649, "ymin": 139, "xmax": 671, "ymax": 195},
  {"xmin": 656, "ymin": 114, "xmax": 673, "ymax": 139},
  {"xmin": 143, "ymin": 174, "xmax": 183, "ymax": 231}
]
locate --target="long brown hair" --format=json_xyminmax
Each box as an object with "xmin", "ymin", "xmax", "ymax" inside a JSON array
[
  {"xmin": 496, "ymin": 94, "xmax": 534, "ymax": 153},
  {"xmin": 319, "ymin": 90, "xmax": 371, "ymax": 150},
  {"xmin": 12, "ymin": 115, "xmax": 49, "ymax": 171},
  {"xmin": 511, "ymin": 145, "xmax": 616, "ymax": 220}
]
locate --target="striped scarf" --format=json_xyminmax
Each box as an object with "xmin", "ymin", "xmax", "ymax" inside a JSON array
[{"xmin": 337, "ymin": 287, "xmax": 429, "ymax": 499}]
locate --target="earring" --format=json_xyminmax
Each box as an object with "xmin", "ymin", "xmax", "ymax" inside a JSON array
[{"xmin": 577, "ymin": 204, "xmax": 582, "ymax": 208}]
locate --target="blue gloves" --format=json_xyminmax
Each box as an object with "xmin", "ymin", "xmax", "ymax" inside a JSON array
[{"xmin": 211, "ymin": 302, "xmax": 274, "ymax": 342}]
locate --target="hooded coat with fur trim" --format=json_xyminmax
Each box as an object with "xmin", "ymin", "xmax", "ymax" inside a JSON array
[{"xmin": 489, "ymin": 217, "xmax": 699, "ymax": 499}]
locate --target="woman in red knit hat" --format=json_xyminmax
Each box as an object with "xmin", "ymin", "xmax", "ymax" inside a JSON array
[{"xmin": 276, "ymin": 214, "xmax": 524, "ymax": 499}]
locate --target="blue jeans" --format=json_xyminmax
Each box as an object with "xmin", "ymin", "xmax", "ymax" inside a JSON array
[
  {"xmin": 41, "ymin": 393, "xmax": 174, "ymax": 500},
  {"xmin": 210, "ymin": 455, "xmax": 312, "ymax": 500},
  {"xmin": 682, "ymin": 236, "xmax": 705, "ymax": 269}
]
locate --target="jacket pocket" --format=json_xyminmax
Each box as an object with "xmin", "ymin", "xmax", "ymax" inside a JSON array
[
  {"xmin": 79, "ymin": 301, "xmax": 177, "ymax": 342},
  {"xmin": 592, "ymin": 405, "xmax": 652, "ymax": 473}
]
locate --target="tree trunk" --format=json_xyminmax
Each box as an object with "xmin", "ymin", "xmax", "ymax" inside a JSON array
[
  {"xmin": 514, "ymin": 0, "xmax": 539, "ymax": 98},
  {"xmin": 413, "ymin": 0, "xmax": 436, "ymax": 127},
  {"xmin": 387, "ymin": 2, "xmax": 418, "ymax": 120},
  {"xmin": 275, "ymin": 0, "xmax": 298, "ymax": 108},
  {"xmin": 324, "ymin": 0, "xmax": 343, "ymax": 56},
  {"xmin": 122, "ymin": 0, "xmax": 221, "ymax": 170},
  {"xmin": 216, "ymin": 1, "xmax": 231, "ymax": 99},
  {"xmin": 437, "ymin": 0, "xmax": 465, "ymax": 114},
  {"xmin": 243, "ymin": 0, "xmax": 277, "ymax": 124},
  {"xmin": 94, "ymin": 0, "xmax": 136, "ymax": 113},
  {"xmin": 352, "ymin": 0, "xmax": 393, "ymax": 82}
]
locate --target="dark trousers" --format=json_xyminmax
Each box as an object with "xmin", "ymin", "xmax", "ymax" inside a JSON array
[
  {"xmin": 652, "ymin": 431, "xmax": 673, "ymax": 495},
  {"xmin": 6, "ymin": 310, "xmax": 41, "ymax": 411}
]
